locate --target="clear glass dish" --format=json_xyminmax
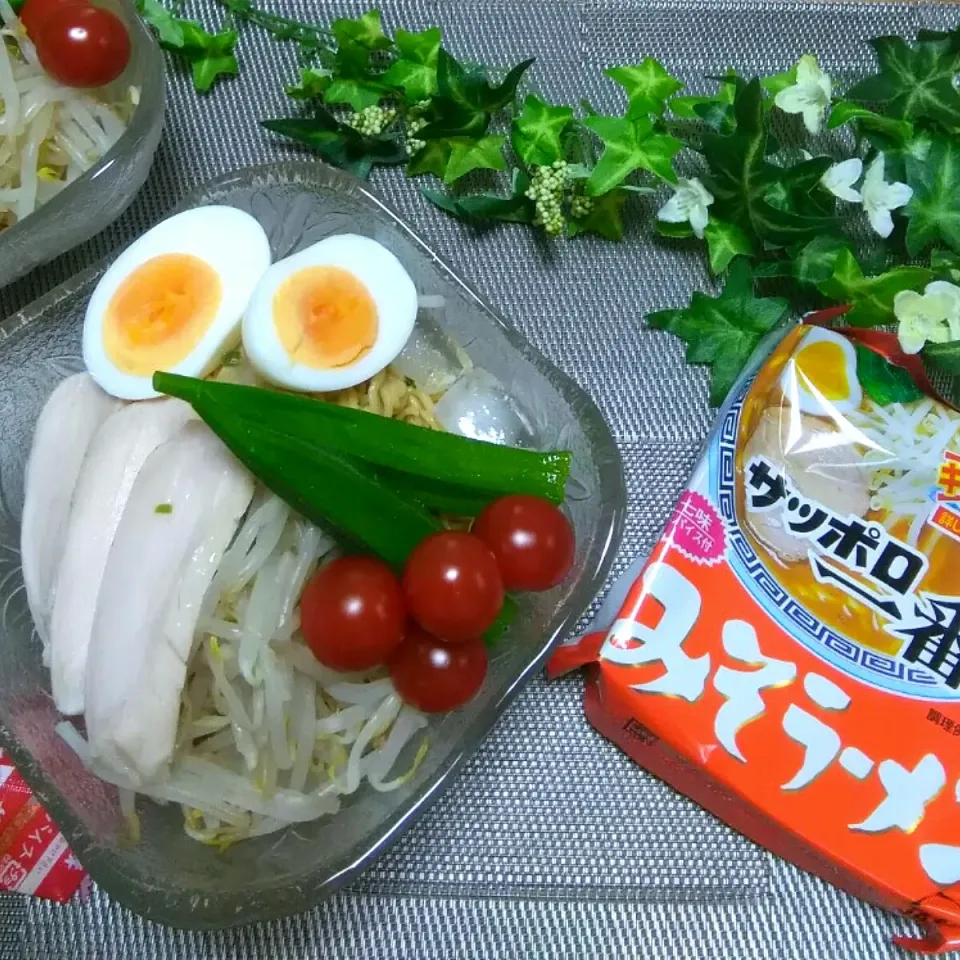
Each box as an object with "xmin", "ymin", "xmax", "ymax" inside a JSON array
[
  {"xmin": 0, "ymin": 0, "xmax": 166, "ymax": 288},
  {"xmin": 0, "ymin": 162, "xmax": 625, "ymax": 929}
]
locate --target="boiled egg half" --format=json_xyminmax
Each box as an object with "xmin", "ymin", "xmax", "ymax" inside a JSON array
[
  {"xmin": 83, "ymin": 207, "xmax": 271, "ymax": 400},
  {"xmin": 242, "ymin": 234, "xmax": 417, "ymax": 392},
  {"xmin": 781, "ymin": 327, "xmax": 863, "ymax": 417}
]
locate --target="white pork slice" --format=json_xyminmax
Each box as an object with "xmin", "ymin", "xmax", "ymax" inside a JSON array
[
  {"xmin": 85, "ymin": 424, "xmax": 254, "ymax": 783},
  {"xmin": 20, "ymin": 374, "xmax": 119, "ymax": 658},
  {"xmin": 49, "ymin": 398, "xmax": 194, "ymax": 715}
]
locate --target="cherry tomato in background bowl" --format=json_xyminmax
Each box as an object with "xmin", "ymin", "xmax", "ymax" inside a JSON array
[
  {"xmin": 300, "ymin": 556, "xmax": 407, "ymax": 672},
  {"xmin": 389, "ymin": 627, "xmax": 488, "ymax": 714},
  {"xmin": 473, "ymin": 495, "xmax": 575, "ymax": 592},
  {"xmin": 402, "ymin": 531, "xmax": 504, "ymax": 643},
  {"xmin": 19, "ymin": 0, "xmax": 86, "ymax": 41},
  {"xmin": 34, "ymin": 4, "xmax": 132, "ymax": 89}
]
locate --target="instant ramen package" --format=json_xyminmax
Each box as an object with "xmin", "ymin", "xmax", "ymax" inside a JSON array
[{"xmin": 549, "ymin": 320, "xmax": 960, "ymax": 954}]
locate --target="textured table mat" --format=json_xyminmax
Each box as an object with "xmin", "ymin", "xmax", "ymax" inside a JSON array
[{"xmin": 2, "ymin": 1, "xmax": 959, "ymax": 957}]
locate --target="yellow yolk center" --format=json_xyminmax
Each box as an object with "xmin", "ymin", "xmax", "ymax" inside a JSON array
[
  {"xmin": 104, "ymin": 253, "xmax": 222, "ymax": 376},
  {"xmin": 272, "ymin": 266, "xmax": 378, "ymax": 369},
  {"xmin": 794, "ymin": 340, "xmax": 850, "ymax": 402}
]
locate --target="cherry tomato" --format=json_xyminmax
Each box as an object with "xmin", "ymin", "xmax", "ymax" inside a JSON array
[
  {"xmin": 389, "ymin": 626, "xmax": 487, "ymax": 713},
  {"xmin": 300, "ymin": 556, "xmax": 407, "ymax": 672},
  {"xmin": 19, "ymin": 0, "xmax": 87, "ymax": 40},
  {"xmin": 402, "ymin": 532, "xmax": 504, "ymax": 642},
  {"xmin": 473, "ymin": 495, "xmax": 575, "ymax": 591},
  {"xmin": 34, "ymin": 6, "xmax": 131, "ymax": 89}
]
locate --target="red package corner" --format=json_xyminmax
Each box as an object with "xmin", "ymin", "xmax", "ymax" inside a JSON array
[{"xmin": 0, "ymin": 750, "xmax": 87, "ymax": 902}]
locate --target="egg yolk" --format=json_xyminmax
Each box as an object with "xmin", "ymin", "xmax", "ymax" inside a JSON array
[
  {"xmin": 104, "ymin": 254, "xmax": 222, "ymax": 376},
  {"xmin": 793, "ymin": 340, "xmax": 850, "ymax": 402},
  {"xmin": 272, "ymin": 266, "xmax": 378, "ymax": 369}
]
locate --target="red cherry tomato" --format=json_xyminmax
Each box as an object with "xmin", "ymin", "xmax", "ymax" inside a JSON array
[
  {"xmin": 19, "ymin": 0, "xmax": 87, "ymax": 40},
  {"xmin": 402, "ymin": 532, "xmax": 504, "ymax": 642},
  {"xmin": 389, "ymin": 626, "xmax": 487, "ymax": 713},
  {"xmin": 300, "ymin": 556, "xmax": 407, "ymax": 672},
  {"xmin": 473, "ymin": 495, "xmax": 575, "ymax": 591},
  {"xmin": 34, "ymin": 6, "xmax": 131, "ymax": 89}
]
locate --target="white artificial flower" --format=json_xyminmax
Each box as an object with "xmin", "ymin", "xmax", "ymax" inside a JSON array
[
  {"xmin": 774, "ymin": 54, "xmax": 832, "ymax": 134},
  {"xmin": 860, "ymin": 153, "xmax": 912, "ymax": 238},
  {"xmin": 927, "ymin": 281, "xmax": 960, "ymax": 338},
  {"xmin": 894, "ymin": 280, "xmax": 960, "ymax": 354},
  {"xmin": 819, "ymin": 158, "xmax": 863, "ymax": 202},
  {"xmin": 657, "ymin": 177, "xmax": 714, "ymax": 239}
]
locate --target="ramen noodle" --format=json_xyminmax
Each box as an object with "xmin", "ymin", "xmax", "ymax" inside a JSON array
[{"xmin": 550, "ymin": 321, "xmax": 960, "ymax": 954}]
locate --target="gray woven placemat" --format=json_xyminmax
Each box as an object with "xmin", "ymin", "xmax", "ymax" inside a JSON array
[{"xmin": 2, "ymin": 1, "xmax": 958, "ymax": 957}]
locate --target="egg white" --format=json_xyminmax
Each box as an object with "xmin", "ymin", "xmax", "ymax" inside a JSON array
[
  {"xmin": 781, "ymin": 327, "xmax": 863, "ymax": 417},
  {"xmin": 83, "ymin": 206, "xmax": 272, "ymax": 400},
  {"xmin": 242, "ymin": 234, "xmax": 418, "ymax": 393}
]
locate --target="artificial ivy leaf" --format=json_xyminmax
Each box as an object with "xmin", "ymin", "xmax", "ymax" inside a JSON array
[
  {"xmin": 923, "ymin": 340, "xmax": 960, "ymax": 376},
  {"xmin": 458, "ymin": 171, "xmax": 536, "ymax": 223},
  {"xmin": 845, "ymin": 33, "xmax": 960, "ymax": 130},
  {"xmin": 669, "ymin": 96, "xmax": 706, "ymax": 119},
  {"xmin": 655, "ymin": 220, "xmax": 694, "ymax": 239},
  {"xmin": 191, "ymin": 38, "xmax": 239, "ymax": 94},
  {"xmin": 694, "ymin": 99, "xmax": 736, "ymax": 134},
  {"xmin": 606, "ymin": 59, "xmax": 683, "ymax": 117},
  {"xmin": 381, "ymin": 27, "xmax": 441, "ymax": 101},
  {"xmin": 331, "ymin": 10, "xmax": 392, "ymax": 52},
  {"xmin": 647, "ymin": 258, "xmax": 789, "ymax": 405},
  {"xmin": 324, "ymin": 78, "xmax": 384, "ymax": 111},
  {"xmin": 217, "ymin": 0, "xmax": 329, "ymax": 48},
  {"xmin": 417, "ymin": 98, "xmax": 488, "ymax": 140},
  {"xmin": 138, "ymin": 0, "xmax": 188, "ymax": 47},
  {"xmin": 904, "ymin": 134, "xmax": 960, "ymax": 255},
  {"xmin": 262, "ymin": 110, "xmax": 405, "ymax": 179},
  {"xmin": 669, "ymin": 72, "xmax": 737, "ymax": 138},
  {"xmin": 443, "ymin": 134, "xmax": 507, "ymax": 183},
  {"xmin": 703, "ymin": 219, "xmax": 754, "ymax": 274},
  {"xmin": 423, "ymin": 171, "xmax": 536, "ymax": 224},
  {"xmin": 407, "ymin": 139, "xmax": 451, "ymax": 178},
  {"xmin": 827, "ymin": 101, "xmax": 913, "ymax": 144},
  {"xmin": 790, "ymin": 236, "xmax": 854, "ymax": 286},
  {"xmin": 285, "ymin": 66, "xmax": 332, "ymax": 99},
  {"xmin": 816, "ymin": 248, "xmax": 932, "ymax": 326},
  {"xmin": 511, "ymin": 95, "xmax": 573, "ymax": 167},
  {"xmin": 568, "ymin": 189, "xmax": 629, "ymax": 240},
  {"xmin": 482, "ymin": 58, "xmax": 536, "ymax": 111},
  {"xmin": 437, "ymin": 49, "xmax": 534, "ymax": 113},
  {"xmin": 583, "ymin": 115, "xmax": 681, "ymax": 195},
  {"xmin": 932, "ymin": 248, "xmax": 960, "ymax": 283},
  {"xmin": 137, "ymin": 0, "xmax": 238, "ymax": 92},
  {"xmin": 773, "ymin": 154, "xmax": 834, "ymax": 195},
  {"xmin": 855, "ymin": 345, "xmax": 924, "ymax": 405},
  {"xmin": 422, "ymin": 188, "xmax": 462, "ymax": 216},
  {"xmin": 702, "ymin": 78, "xmax": 837, "ymax": 248},
  {"xmin": 670, "ymin": 70, "xmax": 736, "ymax": 117}
]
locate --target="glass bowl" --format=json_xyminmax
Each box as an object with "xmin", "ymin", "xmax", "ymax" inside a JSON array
[
  {"xmin": 0, "ymin": 0, "xmax": 166, "ymax": 288},
  {"xmin": 0, "ymin": 162, "xmax": 625, "ymax": 929}
]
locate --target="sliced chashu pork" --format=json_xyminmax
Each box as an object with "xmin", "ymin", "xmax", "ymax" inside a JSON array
[
  {"xmin": 49, "ymin": 398, "xmax": 194, "ymax": 715},
  {"xmin": 743, "ymin": 407, "xmax": 871, "ymax": 563},
  {"xmin": 85, "ymin": 424, "xmax": 254, "ymax": 783},
  {"xmin": 20, "ymin": 374, "xmax": 119, "ymax": 657}
]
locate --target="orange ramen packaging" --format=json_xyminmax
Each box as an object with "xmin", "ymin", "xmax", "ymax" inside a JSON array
[{"xmin": 549, "ymin": 319, "xmax": 960, "ymax": 954}]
